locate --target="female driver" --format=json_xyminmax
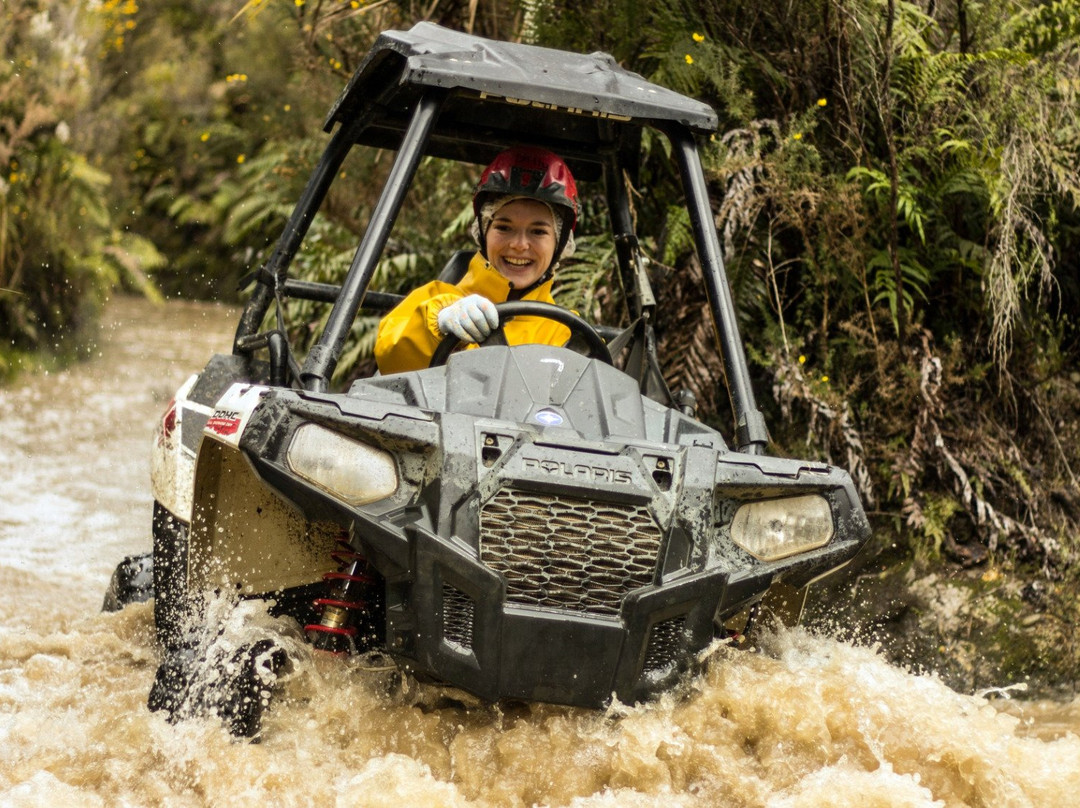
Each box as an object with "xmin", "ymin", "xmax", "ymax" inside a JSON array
[{"xmin": 374, "ymin": 146, "xmax": 578, "ymax": 374}]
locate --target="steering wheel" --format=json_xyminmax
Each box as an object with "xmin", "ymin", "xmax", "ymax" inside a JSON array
[{"xmin": 429, "ymin": 300, "xmax": 613, "ymax": 367}]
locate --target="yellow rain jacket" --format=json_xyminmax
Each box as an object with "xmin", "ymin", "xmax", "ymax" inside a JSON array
[{"xmin": 374, "ymin": 252, "xmax": 571, "ymax": 375}]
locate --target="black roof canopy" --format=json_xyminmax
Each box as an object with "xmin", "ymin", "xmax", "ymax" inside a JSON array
[{"xmin": 324, "ymin": 23, "xmax": 718, "ymax": 176}]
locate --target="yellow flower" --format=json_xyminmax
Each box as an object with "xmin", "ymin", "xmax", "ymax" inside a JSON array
[
  {"xmin": 692, "ymin": 32, "xmax": 705, "ymax": 43},
  {"xmin": 283, "ymin": 104, "xmax": 291, "ymax": 112},
  {"xmin": 798, "ymin": 355, "xmax": 806, "ymax": 364},
  {"xmin": 295, "ymin": 0, "xmax": 304, "ymax": 6},
  {"xmin": 200, "ymin": 132, "xmax": 210, "ymax": 142},
  {"xmin": 821, "ymin": 375, "xmax": 829, "ymax": 383},
  {"xmin": 793, "ymin": 132, "xmax": 802, "ymax": 140},
  {"xmin": 685, "ymin": 54, "xmax": 694, "ymax": 65},
  {"xmin": 817, "ymin": 98, "xmax": 827, "ymax": 107},
  {"xmin": 237, "ymin": 154, "xmax": 246, "ymax": 164}
]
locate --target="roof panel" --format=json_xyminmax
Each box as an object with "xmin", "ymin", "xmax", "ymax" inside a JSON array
[{"xmin": 325, "ymin": 23, "xmax": 718, "ymax": 137}]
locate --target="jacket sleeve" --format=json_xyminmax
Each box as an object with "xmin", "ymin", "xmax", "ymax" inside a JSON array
[{"xmin": 374, "ymin": 283, "xmax": 461, "ymax": 375}]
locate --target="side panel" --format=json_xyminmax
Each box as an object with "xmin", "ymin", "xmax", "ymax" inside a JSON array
[
  {"xmin": 188, "ymin": 438, "xmax": 339, "ymax": 595},
  {"xmin": 150, "ymin": 374, "xmax": 202, "ymax": 521}
]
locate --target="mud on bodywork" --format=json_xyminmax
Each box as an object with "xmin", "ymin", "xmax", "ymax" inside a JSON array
[{"xmin": 180, "ymin": 345, "xmax": 868, "ymax": 707}]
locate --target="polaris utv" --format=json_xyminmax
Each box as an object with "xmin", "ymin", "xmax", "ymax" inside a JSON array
[{"xmin": 105, "ymin": 23, "xmax": 870, "ymax": 735}]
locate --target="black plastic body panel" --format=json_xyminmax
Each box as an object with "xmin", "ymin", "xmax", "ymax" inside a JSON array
[{"xmin": 225, "ymin": 346, "xmax": 870, "ymax": 707}]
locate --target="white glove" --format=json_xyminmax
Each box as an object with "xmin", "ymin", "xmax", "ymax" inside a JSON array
[{"xmin": 436, "ymin": 294, "xmax": 499, "ymax": 343}]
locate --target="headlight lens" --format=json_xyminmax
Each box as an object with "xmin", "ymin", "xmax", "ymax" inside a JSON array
[
  {"xmin": 730, "ymin": 494, "xmax": 834, "ymax": 560},
  {"xmin": 286, "ymin": 424, "xmax": 398, "ymax": 506}
]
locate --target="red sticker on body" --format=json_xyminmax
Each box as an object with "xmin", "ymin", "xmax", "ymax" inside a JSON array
[{"xmin": 206, "ymin": 412, "xmax": 241, "ymax": 435}]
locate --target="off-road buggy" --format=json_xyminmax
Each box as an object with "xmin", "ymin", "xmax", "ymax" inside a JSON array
[{"xmin": 105, "ymin": 23, "xmax": 870, "ymax": 736}]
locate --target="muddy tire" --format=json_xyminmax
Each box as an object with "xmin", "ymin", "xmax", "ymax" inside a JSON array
[
  {"xmin": 102, "ymin": 552, "xmax": 154, "ymax": 612},
  {"xmin": 152, "ymin": 501, "xmax": 193, "ymax": 652}
]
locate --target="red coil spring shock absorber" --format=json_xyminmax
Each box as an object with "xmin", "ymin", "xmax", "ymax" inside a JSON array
[{"xmin": 305, "ymin": 534, "xmax": 377, "ymax": 654}]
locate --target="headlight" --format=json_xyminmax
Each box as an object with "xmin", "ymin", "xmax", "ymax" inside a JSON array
[
  {"xmin": 286, "ymin": 424, "xmax": 398, "ymax": 506},
  {"xmin": 730, "ymin": 494, "xmax": 834, "ymax": 561}
]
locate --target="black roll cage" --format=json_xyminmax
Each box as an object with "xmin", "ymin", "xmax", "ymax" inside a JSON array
[{"xmin": 233, "ymin": 23, "xmax": 768, "ymax": 453}]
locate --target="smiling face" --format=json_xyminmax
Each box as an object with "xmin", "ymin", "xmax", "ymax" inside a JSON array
[{"xmin": 484, "ymin": 198, "xmax": 557, "ymax": 289}]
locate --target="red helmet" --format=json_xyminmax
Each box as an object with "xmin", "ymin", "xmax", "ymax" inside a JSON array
[{"xmin": 474, "ymin": 147, "xmax": 578, "ymax": 260}]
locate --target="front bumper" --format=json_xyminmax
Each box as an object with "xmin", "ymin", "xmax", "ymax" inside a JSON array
[{"xmin": 204, "ymin": 381, "xmax": 868, "ymax": 708}]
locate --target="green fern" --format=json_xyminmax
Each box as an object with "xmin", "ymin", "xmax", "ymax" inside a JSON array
[{"xmin": 552, "ymin": 235, "xmax": 616, "ymax": 321}]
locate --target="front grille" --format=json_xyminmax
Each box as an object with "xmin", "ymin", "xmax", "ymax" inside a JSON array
[{"xmin": 479, "ymin": 489, "xmax": 661, "ymax": 616}]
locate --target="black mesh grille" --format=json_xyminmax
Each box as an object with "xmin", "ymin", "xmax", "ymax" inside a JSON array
[
  {"xmin": 642, "ymin": 616, "xmax": 686, "ymax": 673},
  {"xmin": 479, "ymin": 489, "xmax": 661, "ymax": 616},
  {"xmin": 442, "ymin": 584, "xmax": 475, "ymax": 650}
]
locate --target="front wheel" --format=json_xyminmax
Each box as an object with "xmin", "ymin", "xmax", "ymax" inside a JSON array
[{"xmin": 152, "ymin": 501, "xmax": 193, "ymax": 652}]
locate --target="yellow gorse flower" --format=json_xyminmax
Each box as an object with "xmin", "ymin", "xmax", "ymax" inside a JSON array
[
  {"xmin": 685, "ymin": 54, "xmax": 694, "ymax": 65},
  {"xmin": 692, "ymin": 32, "xmax": 705, "ymax": 43}
]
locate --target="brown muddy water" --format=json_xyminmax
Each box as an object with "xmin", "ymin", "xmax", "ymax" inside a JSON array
[{"xmin": 1, "ymin": 295, "xmax": 1078, "ymax": 807}]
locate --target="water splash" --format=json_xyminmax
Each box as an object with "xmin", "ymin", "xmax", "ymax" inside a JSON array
[
  {"xmin": 1, "ymin": 297, "xmax": 1078, "ymax": 806},
  {"xmin": 2, "ymin": 600, "xmax": 1078, "ymax": 806}
]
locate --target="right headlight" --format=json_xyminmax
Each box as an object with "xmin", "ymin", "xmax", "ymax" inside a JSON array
[
  {"xmin": 730, "ymin": 494, "xmax": 834, "ymax": 561},
  {"xmin": 286, "ymin": 423, "xmax": 399, "ymax": 506}
]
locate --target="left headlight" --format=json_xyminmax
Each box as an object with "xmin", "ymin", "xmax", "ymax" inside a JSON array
[
  {"xmin": 729, "ymin": 494, "xmax": 834, "ymax": 561},
  {"xmin": 286, "ymin": 424, "xmax": 399, "ymax": 506}
]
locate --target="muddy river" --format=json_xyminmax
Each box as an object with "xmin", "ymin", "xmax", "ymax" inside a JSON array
[{"xmin": 1, "ymin": 296, "xmax": 1078, "ymax": 806}]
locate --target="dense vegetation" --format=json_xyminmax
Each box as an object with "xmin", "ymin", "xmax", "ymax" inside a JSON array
[{"xmin": 3, "ymin": 0, "xmax": 1078, "ymax": 692}]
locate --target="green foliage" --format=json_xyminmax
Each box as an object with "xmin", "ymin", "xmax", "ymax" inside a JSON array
[
  {"xmin": 1007, "ymin": 0, "xmax": 1080, "ymax": 54},
  {"xmin": 0, "ymin": 1, "xmax": 165, "ymax": 376},
  {"xmin": 6, "ymin": 0, "xmax": 1080, "ymax": 576},
  {"xmin": 83, "ymin": 0, "xmax": 330, "ymax": 300},
  {"xmin": 552, "ymin": 235, "xmax": 617, "ymax": 321},
  {"xmin": 536, "ymin": 0, "xmax": 1080, "ymax": 567},
  {"xmin": 915, "ymin": 492, "xmax": 963, "ymax": 559}
]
